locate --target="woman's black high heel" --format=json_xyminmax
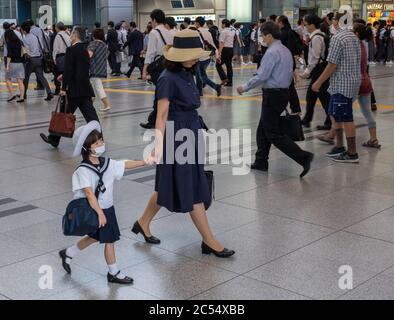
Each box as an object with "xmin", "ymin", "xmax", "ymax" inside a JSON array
[
  {"xmin": 131, "ymin": 221, "xmax": 161, "ymax": 244},
  {"xmin": 201, "ymin": 242, "xmax": 235, "ymax": 258}
]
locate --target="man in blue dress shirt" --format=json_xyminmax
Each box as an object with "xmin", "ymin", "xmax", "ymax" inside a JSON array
[{"xmin": 237, "ymin": 22, "xmax": 314, "ymax": 178}]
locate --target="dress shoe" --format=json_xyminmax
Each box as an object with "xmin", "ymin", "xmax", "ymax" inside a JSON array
[
  {"xmin": 250, "ymin": 161, "xmax": 268, "ymax": 172},
  {"xmin": 40, "ymin": 133, "xmax": 59, "ymax": 148},
  {"xmin": 201, "ymin": 242, "xmax": 235, "ymax": 258},
  {"xmin": 300, "ymin": 152, "xmax": 314, "ymax": 178},
  {"xmin": 7, "ymin": 95, "xmax": 17, "ymax": 102},
  {"xmin": 44, "ymin": 93, "xmax": 54, "ymax": 101},
  {"xmin": 139, "ymin": 122, "xmax": 155, "ymax": 129},
  {"xmin": 301, "ymin": 120, "xmax": 311, "ymax": 128},
  {"xmin": 107, "ymin": 272, "xmax": 133, "ymax": 285},
  {"xmin": 215, "ymin": 84, "xmax": 222, "ymax": 97},
  {"xmin": 132, "ymin": 221, "xmax": 161, "ymax": 244},
  {"xmin": 59, "ymin": 249, "xmax": 72, "ymax": 274},
  {"xmin": 316, "ymin": 124, "xmax": 331, "ymax": 131}
]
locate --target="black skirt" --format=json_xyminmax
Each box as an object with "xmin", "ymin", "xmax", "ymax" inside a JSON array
[{"xmin": 88, "ymin": 206, "xmax": 120, "ymax": 244}]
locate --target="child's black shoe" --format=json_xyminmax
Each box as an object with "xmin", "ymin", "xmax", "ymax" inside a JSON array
[
  {"xmin": 107, "ymin": 272, "xmax": 134, "ymax": 285},
  {"xmin": 59, "ymin": 249, "xmax": 72, "ymax": 274}
]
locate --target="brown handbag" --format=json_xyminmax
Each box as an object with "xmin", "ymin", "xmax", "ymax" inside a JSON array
[{"xmin": 48, "ymin": 96, "xmax": 76, "ymax": 138}]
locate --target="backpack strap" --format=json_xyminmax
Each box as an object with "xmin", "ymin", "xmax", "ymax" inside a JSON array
[
  {"xmin": 310, "ymin": 33, "xmax": 329, "ymax": 63},
  {"xmin": 156, "ymin": 29, "xmax": 167, "ymax": 46},
  {"xmin": 78, "ymin": 157, "xmax": 110, "ymax": 198},
  {"xmin": 58, "ymin": 34, "xmax": 69, "ymax": 48}
]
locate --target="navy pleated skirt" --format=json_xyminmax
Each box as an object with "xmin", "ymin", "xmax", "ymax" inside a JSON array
[
  {"xmin": 155, "ymin": 110, "xmax": 210, "ymax": 213},
  {"xmin": 88, "ymin": 206, "xmax": 120, "ymax": 244}
]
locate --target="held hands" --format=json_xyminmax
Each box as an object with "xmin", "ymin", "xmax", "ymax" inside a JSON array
[{"xmin": 146, "ymin": 146, "xmax": 162, "ymax": 165}]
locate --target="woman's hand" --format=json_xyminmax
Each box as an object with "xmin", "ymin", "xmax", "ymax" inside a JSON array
[{"xmin": 98, "ymin": 212, "xmax": 107, "ymax": 228}]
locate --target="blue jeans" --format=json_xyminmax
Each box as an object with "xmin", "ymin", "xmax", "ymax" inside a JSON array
[{"xmin": 196, "ymin": 60, "xmax": 217, "ymax": 94}]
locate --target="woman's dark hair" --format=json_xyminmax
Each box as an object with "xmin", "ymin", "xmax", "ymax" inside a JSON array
[
  {"xmin": 373, "ymin": 21, "xmax": 380, "ymax": 28},
  {"xmin": 184, "ymin": 17, "xmax": 191, "ymax": 25},
  {"xmin": 297, "ymin": 18, "xmax": 303, "ymax": 26},
  {"xmin": 327, "ymin": 12, "xmax": 334, "ymax": 21},
  {"xmin": 234, "ymin": 22, "xmax": 241, "ymax": 29},
  {"xmin": 146, "ymin": 24, "xmax": 153, "ymax": 34},
  {"xmin": 269, "ymin": 15, "xmax": 278, "ymax": 22},
  {"xmin": 259, "ymin": 18, "xmax": 266, "ymax": 24},
  {"xmin": 320, "ymin": 20, "xmax": 330, "ymax": 36},
  {"xmin": 130, "ymin": 21, "xmax": 137, "ymax": 29},
  {"xmin": 165, "ymin": 17, "xmax": 177, "ymax": 29},
  {"xmin": 365, "ymin": 26, "xmax": 373, "ymax": 42},
  {"xmin": 107, "ymin": 21, "xmax": 114, "ymax": 28},
  {"xmin": 4, "ymin": 29, "xmax": 21, "ymax": 43},
  {"xmin": 94, "ymin": 22, "xmax": 101, "ymax": 28},
  {"xmin": 195, "ymin": 16, "xmax": 205, "ymax": 27},
  {"xmin": 81, "ymin": 130, "xmax": 103, "ymax": 160},
  {"xmin": 354, "ymin": 18, "xmax": 366, "ymax": 25},
  {"xmin": 230, "ymin": 19, "xmax": 236, "ymax": 25},
  {"xmin": 353, "ymin": 22, "xmax": 367, "ymax": 41},
  {"xmin": 150, "ymin": 9, "xmax": 165, "ymax": 24},
  {"xmin": 21, "ymin": 21, "xmax": 31, "ymax": 33},
  {"xmin": 180, "ymin": 24, "xmax": 186, "ymax": 30},
  {"xmin": 92, "ymin": 28, "xmax": 105, "ymax": 41},
  {"xmin": 304, "ymin": 14, "xmax": 322, "ymax": 29},
  {"xmin": 261, "ymin": 21, "xmax": 281, "ymax": 40},
  {"xmin": 277, "ymin": 15, "xmax": 290, "ymax": 27},
  {"xmin": 164, "ymin": 59, "xmax": 197, "ymax": 73},
  {"xmin": 222, "ymin": 19, "xmax": 230, "ymax": 28}
]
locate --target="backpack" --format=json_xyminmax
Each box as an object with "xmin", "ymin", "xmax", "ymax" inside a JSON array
[
  {"xmin": 309, "ymin": 33, "xmax": 330, "ymax": 80},
  {"xmin": 384, "ymin": 28, "xmax": 392, "ymax": 44},
  {"xmin": 209, "ymin": 27, "xmax": 220, "ymax": 48},
  {"xmin": 288, "ymin": 29, "xmax": 303, "ymax": 56},
  {"xmin": 243, "ymin": 30, "xmax": 252, "ymax": 47},
  {"xmin": 146, "ymin": 29, "xmax": 167, "ymax": 85}
]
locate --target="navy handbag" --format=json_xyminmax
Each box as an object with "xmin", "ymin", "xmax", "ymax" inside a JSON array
[{"xmin": 62, "ymin": 158, "xmax": 110, "ymax": 236}]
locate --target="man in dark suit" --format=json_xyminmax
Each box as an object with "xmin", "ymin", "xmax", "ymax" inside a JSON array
[
  {"xmin": 124, "ymin": 22, "xmax": 144, "ymax": 78},
  {"xmin": 40, "ymin": 26, "xmax": 99, "ymax": 148},
  {"xmin": 107, "ymin": 21, "xmax": 121, "ymax": 76}
]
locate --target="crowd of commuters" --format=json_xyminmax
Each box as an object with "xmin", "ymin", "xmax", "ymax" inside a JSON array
[{"xmin": 0, "ymin": 8, "xmax": 388, "ymax": 285}]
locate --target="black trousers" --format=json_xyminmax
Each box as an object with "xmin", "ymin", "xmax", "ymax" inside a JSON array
[
  {"xmin": 216, "ymin": 47, "xmax": 234, "ymax": 84},
  {"xmin": 289, "ymin": 79, "xmax": 301, "ymax": 113},
  {"xmin": 255, "ymin": 89, "xmax": 310, "ymax": 165},
  {"xmin": 24, "ymin": 57, "xmax": 51, "ymax": 96},
  {"xmin": 48, "ymin": 96, "xmax": 99, "ymax": 145},
  {"xmin": 108, "ymin": 51, "xmax": 121, "ymax": 73},
  {"xmin": 303, "ymin": 78, "xmax": 331, "ymax": 126},
  {"xmin": 147, "ymin": 95, "xmax": 158, "ymax": 126},
  {"xmin": 126, "ymin": 54, "xmax": 143, "ymax": 77}
]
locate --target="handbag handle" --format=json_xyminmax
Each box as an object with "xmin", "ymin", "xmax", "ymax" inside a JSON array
[{"xmin": 55, "ymin": 95, "xmax": 69, "ymax": 113}]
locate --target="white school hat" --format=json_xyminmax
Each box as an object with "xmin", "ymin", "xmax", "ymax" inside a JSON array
[{"xmin": 72, "ymin": 121, "xmax": 102, "ymax": 157}]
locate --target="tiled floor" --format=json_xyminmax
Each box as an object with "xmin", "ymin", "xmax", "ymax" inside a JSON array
[{"xmin": 1, "ymin": 63, "xmax": 394, "ymax": 300}]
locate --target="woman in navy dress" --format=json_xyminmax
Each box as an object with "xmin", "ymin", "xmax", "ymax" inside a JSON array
[{"xmin": 132, "ymin": 29, "xmax": 235, "ymax": 258}]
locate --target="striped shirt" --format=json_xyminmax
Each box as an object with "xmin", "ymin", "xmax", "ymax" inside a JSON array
[{"xmin": 327, "ymin": 29, "xmax": 361, "ymax": 99}]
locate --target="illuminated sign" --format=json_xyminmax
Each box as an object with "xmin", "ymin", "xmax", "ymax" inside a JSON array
[
  {"xmin": 170, "ymin": 15, "xmax": 216, "ymax": 23},
  {"xmin": 367, "ymin": 4, "xmax": 384, "ymax": 10},
  {"xmin": 227, "ymin": 0, "xmax": 252, "ymax": 22},
  {"xmin": 385, "ymin": 4, "xmax": 394, "ymax": 10}
]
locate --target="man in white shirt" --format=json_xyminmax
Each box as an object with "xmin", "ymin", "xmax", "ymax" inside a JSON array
[
  {"xmin": 216, "ymin": 19, "xmax": 235, "ymax": 86},
  {"xmin": 194, "ymin": 16, "xmax": 221, "ymax": 97},
  {"xmin": 140, "ymin": 9, "xmax": 174, "ymax": 129},
  {"xmin": 52, "ymin": 22, "xmax": 71, "ymax": 94}
]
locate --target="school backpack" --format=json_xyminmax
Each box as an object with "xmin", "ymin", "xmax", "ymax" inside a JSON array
[
  {"xmin": 243, "ymin": 29, "xmax": 252, "ymax": 47},
  {"xmin": 209, "ymin": 26, "xmax": 220, "ymax": 48},
  {"xmin": 384, "ymin": 27, "xmax": 392, "ymax": 44},
  {"xmin": 309, "ymin": 32, "xmax": 330, "ymax": 80},
  {"xmin": 288, "ymin": 29, "xmax": 304, "ymax": 56}
]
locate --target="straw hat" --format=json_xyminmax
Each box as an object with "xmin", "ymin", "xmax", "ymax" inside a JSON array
[
  {"xmin": 163, "ymin": 29, "xmax": 211, "ymax": 62},
  {"xmin": 72, "ymin": 121, "xmax": 101, "ymax": 157}
]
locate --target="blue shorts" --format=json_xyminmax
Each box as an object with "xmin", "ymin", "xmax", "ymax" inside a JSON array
[{"xmin": 328, "ymin": 94, "xmax": 354, "ymax": 123}]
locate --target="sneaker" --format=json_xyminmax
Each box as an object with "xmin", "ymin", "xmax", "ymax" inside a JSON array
[
  {"xmin": 332, "ymin": 152, "xmax": 359, "ymax": 163},
  {"xmin": 326, "ymin": 146, "xmax": 346, "ymax": 157},
  {"xmin": 386, "ymin": 61, "xmax": 393, "ymax": 65}
]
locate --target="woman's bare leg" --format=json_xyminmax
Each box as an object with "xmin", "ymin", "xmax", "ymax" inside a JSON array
[{"xmin": 138, "ymin": 192, "xmax": 161, "ymax": 236}]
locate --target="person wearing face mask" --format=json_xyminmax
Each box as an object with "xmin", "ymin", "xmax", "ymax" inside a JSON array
[
  {"xmin": 58, "ymin": 120, "xmax": 150, "ymax": 285},
  {"xmin": 40, "ymin": 26, "xmax": 99, "ymax": 148},
  {"xmin": 237, "ymin": 22, "xmax": 314, "ymax": 177},
  {"xmin": 134, "ymin": 29, "xmax": 235, "ymax": 258}
]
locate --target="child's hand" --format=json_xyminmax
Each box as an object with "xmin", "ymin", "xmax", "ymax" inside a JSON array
[{"xmin": 98, "ymin": 213, "xmax": 107, "ymax": 228}]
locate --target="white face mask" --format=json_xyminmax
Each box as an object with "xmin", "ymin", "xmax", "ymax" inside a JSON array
[{"xmin": 91, "ymin": 144, "xmax": 106, "ymax": 157}]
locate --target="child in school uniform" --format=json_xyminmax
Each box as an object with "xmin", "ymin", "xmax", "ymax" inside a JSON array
[{"xmin": 59, "ymin": 121, "xmax": 149, "ymax": 285}]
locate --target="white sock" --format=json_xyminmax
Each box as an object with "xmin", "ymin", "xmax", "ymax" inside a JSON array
[
  {"xmin": 65, "ymin": 245, "xmax": 81, "ymax": 264},
  {"xmin": 108, "ymin": 263, "xmax": 126, "ymax": 279}
]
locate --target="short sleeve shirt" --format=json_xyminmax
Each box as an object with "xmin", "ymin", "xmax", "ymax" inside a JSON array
[
  {"xmin": 219, "ymin": 28, "xmax": 235, "ymax": 48},
  {"xmin": 327, "ymin": 29, "xmax": 361, "ymax": 98},
  {"xmin": 156, "ymin": 69, "xmax": 201, "ymax": 113},
  {"xmin": 72, "ymin": 159, "xmax": 125, "ymax": 209}
]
